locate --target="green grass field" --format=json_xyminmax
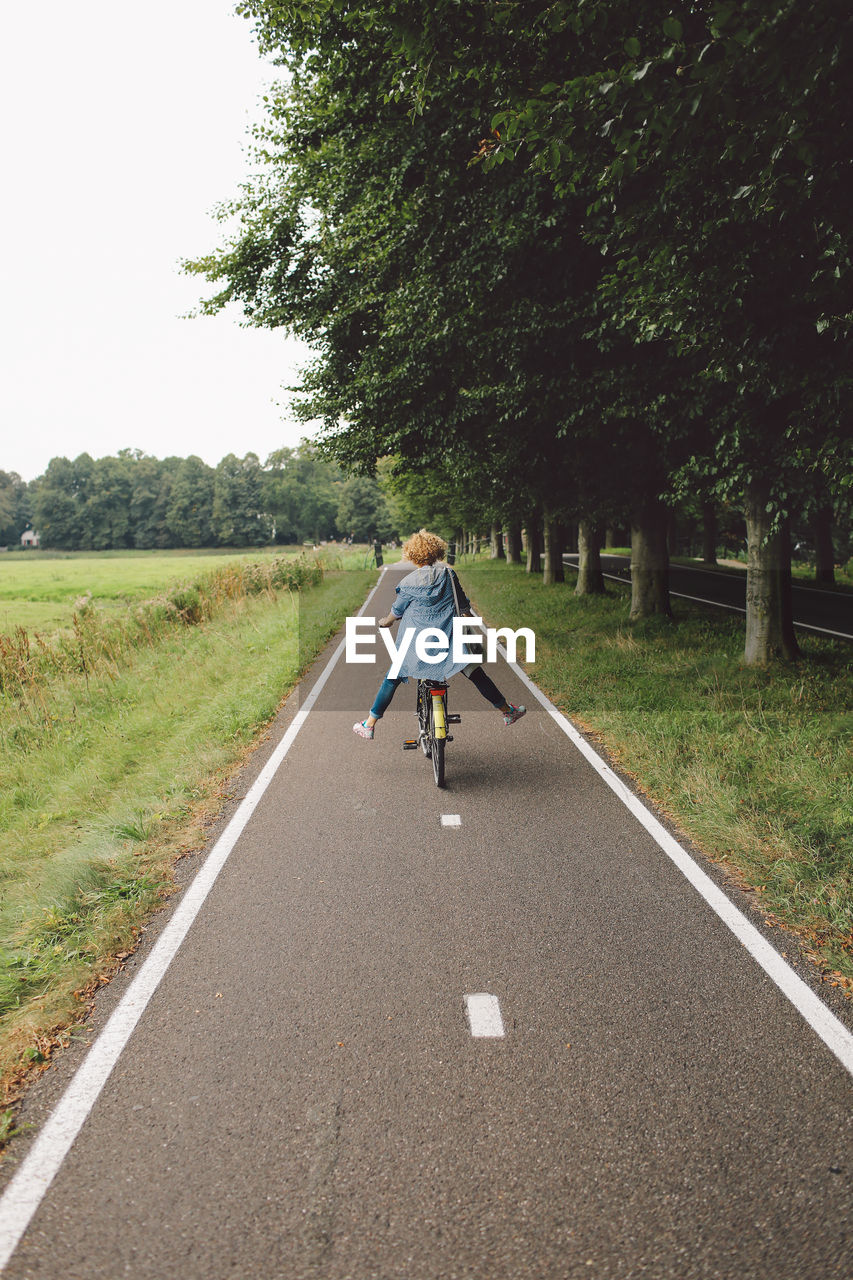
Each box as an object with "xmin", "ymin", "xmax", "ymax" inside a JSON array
[{"xmin": 0, "ymin": 547, "xmax": 368, "ymax": 633}]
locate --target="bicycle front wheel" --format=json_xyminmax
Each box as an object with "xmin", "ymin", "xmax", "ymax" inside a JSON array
[{"xmin": 429, "ymin": 696, "xmax": 446, "ymax": 787}]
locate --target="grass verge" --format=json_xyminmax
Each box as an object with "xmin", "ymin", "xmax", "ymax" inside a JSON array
[
  {"xmin": 464, "ymin": 563, "xmax": 853, "ymax": 991},
  {"xmin": 0, "ymin": 565, "xmax": 374, "ymax": 1121},
  {"xmin": 0, "ymin": 544, "xmax": 373, "ymax": 632}
]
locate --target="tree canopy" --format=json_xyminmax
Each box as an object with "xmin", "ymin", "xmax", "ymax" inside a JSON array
[
  {"xmin": 186, "ymin": 1, "xmax": 849, "ymax": 657},
  {"xmin": 12, "ymin": 446, "xmax": 389, "ymax": 551}
]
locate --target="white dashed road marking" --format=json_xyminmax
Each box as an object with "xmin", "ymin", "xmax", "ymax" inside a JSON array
[
  {"xmin": 466, "ymin": 994, "xmax": 505, "ymax": 1038},
  {"xmin": 441, "ymin": 814, "xmax": 461, "ymax": 827}
]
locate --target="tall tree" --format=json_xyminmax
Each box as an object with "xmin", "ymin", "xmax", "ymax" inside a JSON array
[
  {"xmin": 129, "ymin": 454, "xmax": 168, "ymax": 549},
  {"xmin": 166, "ymin": 456, "xmax": 215, "ymax": 548},
  {"xmin": 83, "ymin": 455, "xmax": 133, "ymax": 550},
  {"xmin": 213, "ymin": 452, "xmax": 270, "ymax": 546},
  {"xmin": 263, "ymin": 445, "xmax": 340, "ymax": 543},
  {"xmin": 0, "ymin": 471, "xmax": 30, "ymax": 545}
]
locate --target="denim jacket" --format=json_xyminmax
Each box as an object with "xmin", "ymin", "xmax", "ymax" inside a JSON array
[{"xmin": 389, "ymin": 563, "xmax": 472, "ymax": 680}]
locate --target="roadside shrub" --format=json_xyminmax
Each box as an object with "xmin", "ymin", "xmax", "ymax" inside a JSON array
[{"xmin": 167, "ymin": 585, "xmax": 205, "ymax": 624}]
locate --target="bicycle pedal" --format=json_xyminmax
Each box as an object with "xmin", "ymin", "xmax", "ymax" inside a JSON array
[
  {"xmin": 402, "ymin": 740, "xmax": 418, "ymax": 750},
  {"xmin": 445, "ymin": 734, "xmax": 454, "ymax": 742},
  {"xmin": 447, "ymin": 714, "xmax": 461, "ymax": 724}
]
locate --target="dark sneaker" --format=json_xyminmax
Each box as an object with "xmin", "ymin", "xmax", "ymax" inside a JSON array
[{"xmin": 503, "ymin": 704, "xmax": 526, "ymax": 725}]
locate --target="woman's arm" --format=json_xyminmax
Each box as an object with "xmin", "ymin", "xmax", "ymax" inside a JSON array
[{"xmin": 379, "ymin": 584, "xmax": 410, "ymax": 627}]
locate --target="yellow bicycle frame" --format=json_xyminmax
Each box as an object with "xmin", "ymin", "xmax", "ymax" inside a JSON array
[{"xmin": 431, "ymin": 688, "xmax": 447, "ymax": 739}]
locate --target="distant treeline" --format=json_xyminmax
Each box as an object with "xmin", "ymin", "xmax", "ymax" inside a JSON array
[{"xmin": 0, "ymin": 447, "xmax": 396, "ymax": 550}]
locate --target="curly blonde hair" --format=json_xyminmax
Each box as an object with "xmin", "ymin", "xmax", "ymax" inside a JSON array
[{"xmin": 402, "ymin": 528, "xmax": 447, "ymax": 566}]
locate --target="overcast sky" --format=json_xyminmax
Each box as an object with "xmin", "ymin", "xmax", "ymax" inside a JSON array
[{"xmin": 1, "ymin": 0, "xmax": 314, "ymax": 482}]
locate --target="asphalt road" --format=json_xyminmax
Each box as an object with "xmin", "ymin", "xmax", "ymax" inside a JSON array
[
  {"xmin": 563, "ymin": 553, "xmax": 853, "ymax": 640},
  {"xmin": 0, "ymin": 565, "xmax": 851, "ymax": 1279}
]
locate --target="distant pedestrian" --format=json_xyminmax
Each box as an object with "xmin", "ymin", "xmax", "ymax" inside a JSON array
[
  {"xmin": 373, "ymin": 537, "xmax": 384, "ymax": 567},
  {"xmin": 353, "ymin": 529, "xmax": 525, "ymax": 738}
]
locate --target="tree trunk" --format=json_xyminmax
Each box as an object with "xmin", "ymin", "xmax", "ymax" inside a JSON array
[
  {"xmin": 743, "ymin": 485, "xmax": 800, "ymax": 664},
  {"xmin": 505, "ymin": 523, "xmax": 522, "ymax": 564},
  {"xmin": 630, "ymin": 501, "xmax": 671, "ymax": 618},
  {"xmin": 605, "ymin": 526, "xmax": 617, "ymax": 549},
  {"xmin": 526, "ymin": 518, "xmax": 542, "ymax": 574},
  {"xmin": 490, "ymin": 523, "xmax": 505, "ymax": 559},
  {"xmin": 553, "ymin": 521, "xmax": 565, "ymax": 581},
  {"xmin": 576, "ymin": 520, "xmax": 605, "ymax": 594},
  {"xmin": 812, "ymin": 505, "xmax": 835, "ymax": 584},
  {"xmin": 543, "ymin": 514, "xmax": 561, "ymax": 584},
  {"xmin": 701, "ymin": 500, "xmax": 717, "ymax": 565}
]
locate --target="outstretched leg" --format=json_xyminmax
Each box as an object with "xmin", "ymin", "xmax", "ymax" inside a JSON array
[
  {"xmin": 353, "ymin": 674, "xmax": 403, "ymax": 738},
  {"xmin": 466, "ymin": 667, "xmax": 526, "ymax": 724}
]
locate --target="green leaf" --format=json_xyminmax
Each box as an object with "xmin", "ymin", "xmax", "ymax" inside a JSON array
[
  {"xmin": 712, "ymin": 3, "xmax": 735, "ymax": 29},
  {"xmin": 663, "ymin": 17, "xmax": 683, "ymax": 41},
  {"xmin": 624, "ymin": 37, "xmax": 641, "ymax": 58}
]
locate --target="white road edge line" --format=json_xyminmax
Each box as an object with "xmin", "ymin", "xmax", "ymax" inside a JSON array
[
  {"xmin": 494, "ymin": 638, "xmax": 853, "ymax": 1079},
  {"xmin": 0, "ymin": 569, "xmax": 390, "ymax": 1273},
  {"xmin": 561, "ymin": 560, "xmax": 853, "ymax": 641},
  {"xmin": 666, "ymin": 590, "xmax": 853, "ymax": 640},
  {"xmin": 466, "ymin": 994, "xmax": 505, "ymax": 1038},
  {"xmin": 563, "ymin": 552, "xmax": 848, "ymax": 600},
  {"xmin": 441, "ymin": 814, "xmax": 462, "ymax": 827}
]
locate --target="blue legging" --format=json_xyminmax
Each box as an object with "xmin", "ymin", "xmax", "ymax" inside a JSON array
[{"xmin": 369, "ymin": 668, "xmax": 505, "ymax": 720}]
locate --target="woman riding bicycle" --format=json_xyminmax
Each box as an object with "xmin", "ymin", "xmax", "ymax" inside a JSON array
[{"xmin": 353, "ymin": 528, "xmax": 526, "ymax": 739}]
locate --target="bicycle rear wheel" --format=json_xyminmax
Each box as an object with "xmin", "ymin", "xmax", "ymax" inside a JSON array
[
  {"xmin": 431, "ymin": 733, "xmax": 445, "ymax": 787},
  {"xmin": 430, "ymin": 694, "xmax": 446, "ymax": 787}
]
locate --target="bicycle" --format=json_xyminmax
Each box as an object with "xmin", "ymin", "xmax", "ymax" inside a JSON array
[{"xmin": 403, "ymin": 678, "xmax": 461, "ymax": 787}]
